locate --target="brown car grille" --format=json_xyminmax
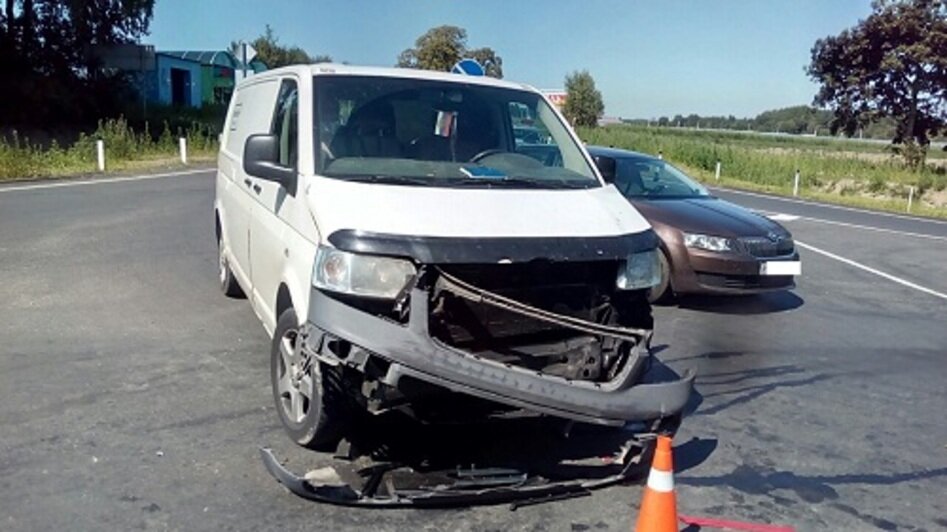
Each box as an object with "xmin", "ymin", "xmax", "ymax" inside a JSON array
[
  {"xmin": 737, "ymin": 236, "xmax": 795, "ymax": 258},
  {"xmin": 696, "ymin": 272, "xmax": 795, "ymax": 290}
]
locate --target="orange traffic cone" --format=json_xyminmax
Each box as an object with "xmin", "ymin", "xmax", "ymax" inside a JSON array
[{"xmin": 635, "ymin": 435, "xmax": 678, "ymax": 532}]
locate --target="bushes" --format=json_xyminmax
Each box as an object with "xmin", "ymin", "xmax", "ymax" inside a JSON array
[{"xmin": 0, "ymin": 117, "xmax": 219, "ymax": 180}]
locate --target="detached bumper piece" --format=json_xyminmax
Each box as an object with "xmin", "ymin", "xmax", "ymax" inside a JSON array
[{"xmin": 260, "ymin": 425, "xmax": 667, "ymax": 509}]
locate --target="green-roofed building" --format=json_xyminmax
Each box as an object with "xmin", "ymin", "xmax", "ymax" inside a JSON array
[{"xmin": 161, "ymin": 50, "xmax": 267, "ymax": 106}]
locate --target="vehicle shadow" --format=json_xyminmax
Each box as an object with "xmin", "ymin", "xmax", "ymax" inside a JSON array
[
  {"xmin": 670, "ymin": 291, "xmax": 804, "ymax": 315},
  {"xmin": 692, "ymin": 365, "xmax": 831, "ymax": 417}
]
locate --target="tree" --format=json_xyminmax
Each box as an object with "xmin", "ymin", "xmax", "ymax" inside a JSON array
[
  {"xmin": 466, "ymin": 47, "xmax": 502, "ymax": 78},
  {"xmin": 563, "ymin": 71, "xmax": 604, "ymax": 127},
  {"xmin": 0, "ymin": 0, "xmax": 155, "ymax": 127},
  {"xmin": 241, "ymin": 25, "xmax": 318, "ymax": 69},
  {"xmin": 397, "ymin": 25, "xmax": 503, "ymax": 78},
  {"xmin": 808, "ymin": 0, "xmax": 947, "ymax": 167}
]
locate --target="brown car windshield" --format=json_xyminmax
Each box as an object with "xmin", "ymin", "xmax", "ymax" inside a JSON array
[{"xmin": 615, "ymin": 157, "xmax": 709, "ymax": 198}]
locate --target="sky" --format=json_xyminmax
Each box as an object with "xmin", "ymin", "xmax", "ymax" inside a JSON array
[{"xmin": 147, "ymin": 0, "xmax": 875, "ymax": 119}]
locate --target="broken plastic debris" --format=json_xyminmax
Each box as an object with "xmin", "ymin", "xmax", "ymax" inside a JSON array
[{"xmin": 303, "ymin": 466, "xmax": 345, "ymax": 486}]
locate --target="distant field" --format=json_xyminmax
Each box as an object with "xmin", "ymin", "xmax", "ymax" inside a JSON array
[{"xmin": 579, "ymin": 125, "xmax": 947, "ymax": 219}]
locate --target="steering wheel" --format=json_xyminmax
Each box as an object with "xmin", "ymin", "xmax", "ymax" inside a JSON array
[
  {"xmin": 645, "ymin": 183, "xmax": 669, "ymax": 196},
  {"xmin": 469, "ymin": 148, "xmax": 507, "ymax": 163},
  {"xmin": 619, "ymin": 180, "xmax": 636, "ymax": 197}
]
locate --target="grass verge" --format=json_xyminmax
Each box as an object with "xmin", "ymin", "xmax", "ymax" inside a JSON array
[{"xmin": 1, "ymin": 117, "xmax": 218, "ymax": 182}]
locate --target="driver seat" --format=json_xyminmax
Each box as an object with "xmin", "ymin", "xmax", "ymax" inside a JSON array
[
  {"xmin": 616, "ymin": 162, "xmax": 647, "ymax": 196},
  {"xmin": 330, "ymin": 101, "xmax": 402, "ymax": 159}
]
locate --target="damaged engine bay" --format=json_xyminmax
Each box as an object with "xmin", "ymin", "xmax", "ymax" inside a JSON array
[
  {"xmin": 262, "ymin": 258, "xmax": 690, "ymax": 507},
  {"xmin": 429, "ymin": 261, "xmax": 653, "ymax": 383},
  {"xmin": 311, "ymin": 259, "xmax": 660, "ymax": 422}
]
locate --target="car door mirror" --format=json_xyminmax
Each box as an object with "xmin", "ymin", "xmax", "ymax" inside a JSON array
[
  {"xmin": 593, "ymin": 155, "xmax": 617, "ymax": 184},
  {"xmin": 244, "ymin": 134, "xmax": 297, "ymax": 195}
]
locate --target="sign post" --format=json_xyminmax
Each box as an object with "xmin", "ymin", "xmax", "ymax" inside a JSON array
[{"xmin": 233, "ymin": 42, "xmax": 257, "ymax": 82}]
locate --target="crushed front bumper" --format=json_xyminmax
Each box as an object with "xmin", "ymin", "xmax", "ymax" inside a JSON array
[{"xmin": 304, "ymin": 285, "xmax": 694, "ymax": 426}]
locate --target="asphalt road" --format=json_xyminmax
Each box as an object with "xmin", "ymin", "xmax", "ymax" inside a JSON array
[{"xmin": 1, "ymin": 171, "xmax": 945, "ymax": 531}]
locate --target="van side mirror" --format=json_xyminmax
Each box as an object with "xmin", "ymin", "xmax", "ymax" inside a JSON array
[
  {"xmin": 244, "ymin": 134, "xmax": 297, "ymax": 195},
  {"xmin": 593, "ymin": 155, "xmax": 617, "ymax": 184}
]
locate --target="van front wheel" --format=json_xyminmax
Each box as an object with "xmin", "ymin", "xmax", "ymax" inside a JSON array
[{"xmin": 271, "ymin": 309, "xmax": 345, "ymax": 451}]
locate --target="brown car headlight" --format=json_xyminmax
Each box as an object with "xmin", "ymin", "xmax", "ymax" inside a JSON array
[
  {"xmin": 683, "ymin": 233, "xmax": 734, "ymax": 253},
  {"xmin": 312, "ymin": 246, "xmax": 417, "ymax": 299},
  {"xmin": 616, "ymin": 249, "xmax": 661, "ymax": 290}
]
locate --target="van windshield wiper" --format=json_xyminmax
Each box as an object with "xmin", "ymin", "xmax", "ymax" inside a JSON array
[
  {"xmin": 336, "ymin": 174, "xmax": 435, "ymax": 186},
  {"xmin": 449, "ymin": 177, "xmax": 590, "ymax": 189}
]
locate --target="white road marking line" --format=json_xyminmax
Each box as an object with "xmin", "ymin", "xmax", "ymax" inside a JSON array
[
  {"xmin": 0, "ymin": 168, "xmax": 213, "ymax": 193},
  {"xmin": 796, "ymin": 240, "xmax": 947, "ymax": 301},
  {"xmin": 711, "ymin": 186, "xmax": 947, "ymax": 226},
  {"xmin": 764, "ymin": 212, "xmax": 947, "ymax": 242}
]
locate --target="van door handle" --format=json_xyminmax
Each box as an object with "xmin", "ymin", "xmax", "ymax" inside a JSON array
[
  {"xmin": 243, "ymin": 178, "xmax": 252, "ymax": 187},
  {"xmin": 252, "ymin": 184, "xmax": 262, "ymax": 194}
]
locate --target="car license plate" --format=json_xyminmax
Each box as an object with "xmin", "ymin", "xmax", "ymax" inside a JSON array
[{"xmin": 760, "ymin": 261, "xmax": 801, "ymax": 276}]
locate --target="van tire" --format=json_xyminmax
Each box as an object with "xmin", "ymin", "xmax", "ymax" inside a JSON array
[
  {"xmin": 271, "ymin": 309, "xmax": 345, "ymax": 451},
  {"xmin": 218, "ymin": 238, "xmax": 245, "ymax": 298}
]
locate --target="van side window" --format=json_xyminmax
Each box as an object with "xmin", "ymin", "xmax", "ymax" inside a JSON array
[{"xmin": 271, "ymin": 79, "xmax": 299, "ymax": 168}]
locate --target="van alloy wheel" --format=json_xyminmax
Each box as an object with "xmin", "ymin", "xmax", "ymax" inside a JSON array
[
  {"xmin": 276, "ymin": 328, "xmax": 317, "ymax": 423},
  {"xmin": 218, "ymin": 246, "xmax": 228, "ymax": 284},
  {"xmin": 270, "ymin": 309, "xmax": 346, "ymax": 451},
  {"xmin": 217, "ymin": 239, "xmax": 244, "ymax": 297}
]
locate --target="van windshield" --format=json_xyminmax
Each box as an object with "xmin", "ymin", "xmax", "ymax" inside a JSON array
[{"xmin": 314, "ymin": 75, "xmax": 599, "ymax": 189}]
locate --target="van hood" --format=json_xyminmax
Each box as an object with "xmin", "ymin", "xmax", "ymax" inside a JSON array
[{"xmin": 307, "ymin": 177, "xmax": 651, "ymax": 240}]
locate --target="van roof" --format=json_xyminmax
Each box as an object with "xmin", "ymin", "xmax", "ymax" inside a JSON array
[{"xmin": 239, "ymin": 63, "xmax": 539, "ymax": 93}]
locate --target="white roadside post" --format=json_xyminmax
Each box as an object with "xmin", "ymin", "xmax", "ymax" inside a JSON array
[
  {"xmin": 96, "ymin": 140, "xmax": 105, "ymax": 172},
  {"xmin": 658, "ymin": 150, "xmax": 663, "ymax": 160},
  {"xmin": 715, "ymin": 160, "xmax": 721, "ymax": 181},
  {"xmin": 179, "ymin": 137, "xmax": 187, "ymax": 164},
  {"xmin": 907, "ymin": 186, "xmax": 915, "ymax": 213},
  {"xmin": 793, "ymin": 169, "xmax": 800, "ymax": 197}
]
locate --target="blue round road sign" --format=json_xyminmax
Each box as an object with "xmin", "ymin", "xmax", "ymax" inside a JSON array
[{"xmin": 452, "ymin": 59, "xmax": 485, "ymax": 76}]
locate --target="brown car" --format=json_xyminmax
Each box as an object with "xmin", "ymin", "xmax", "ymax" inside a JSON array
[{"xmin": 588, "ymin": 146, "xmax": 800, "ymax": 302}]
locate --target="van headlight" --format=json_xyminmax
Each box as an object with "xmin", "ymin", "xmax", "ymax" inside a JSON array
[
  {"xmin": 616, "ymin": 249, "xmax": 661, "ymax": 290},
  {"xmin": 312, "ymin": 246, "xmax": 417, "ymax": 299}
]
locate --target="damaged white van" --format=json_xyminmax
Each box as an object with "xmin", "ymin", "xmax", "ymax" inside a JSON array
[{"xmin": 215, "ymin": 64, "xmax": 694, "ymax": 451}]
